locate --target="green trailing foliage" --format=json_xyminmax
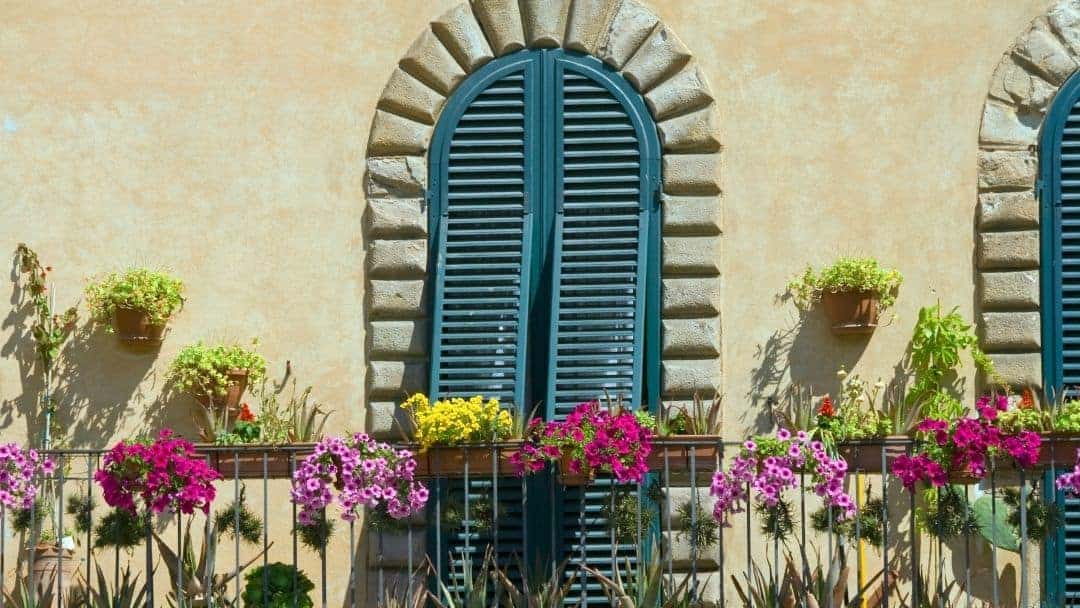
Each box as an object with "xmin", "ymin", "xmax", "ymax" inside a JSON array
[
  {"xmin": 213, "ymin": 486, "xmax": 264, "ymax": 546},
  {"xmin": 241, "ymin": 562, "xmax": 315, "ymax": 608},
  {"xmin": 85, "ymin": 267, "xmax": 184, "ymax": 327},
  {"xmin": 601, "ymin": 490, "xmax": 657, "ymax": 544},
  {"xmin": 811, "ymin": 493, "xmax": 886, "ymax": 548},
  {"xmin": 66, "ymin": 493, "xmax": 94, "ymax": 535},
  {"xmin": 168, "ymin": 339, "xmax": 267, "ymax": 398},
  {"xmin": 920, "ymin": 485, "xmax": 978, "ymax": 542},
  {"xmin": 787, "ymin": 256, "xmax": 903, "ymax": 312},
  {"xmin": 296, "ymin": 510, "xmax": 335, "ymax": 554},
  {"xmin": 93, "ymin": 507, "xmax": 145, "ymax": 551},
  {"xmin": 675, "ymin": 498, "xmax": 720, "ymax": 552}
]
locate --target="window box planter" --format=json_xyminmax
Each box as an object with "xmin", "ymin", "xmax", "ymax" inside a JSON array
[
  {"xmin": 1034, "ymin": 432, "xmax": 1080, "ymax": 469},
  {"xmin": 836, "ymin": 436, "xmax": 909, "ymax": 473},
  {"xmin": 647, "ymin": 436, "xmax": 721, "ymax": 474},
  {"xmin": 822, "ymin": 291, "xmax": 879, "ymax": 335},
  {"xmin": 202, "ymin": 444, "xmax": 314, "ymax": 479},
  {"xmin": 193, "ymin": 368, "xmax": 249, "ymax": 413},
  {"xmin": 558, "ymin": 453, "xmax": 591, "ymax": 487},
  {"xmin": 113, "ymin": 306, "xmax": 167, "ymax": 344},
  {"xmin": 408, "ymin": 442, "xmax": 523, "ymax": 478}
]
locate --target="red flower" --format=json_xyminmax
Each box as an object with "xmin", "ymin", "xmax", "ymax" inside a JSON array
[
  {"xmin": 237, "ymin": 403, "xmax": 256, "ymax": 422},
  {"xmin": 818, "ymin": 396, "xmax": 835, "ymax": 417},
  {"xmin": 1020, "ymin": 388, "xmax": 1035, "ymax": 410}
]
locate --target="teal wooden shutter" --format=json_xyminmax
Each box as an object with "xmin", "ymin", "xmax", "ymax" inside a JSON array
[
  {"xmin": 544, "ymin": 52, "xmax": 661, "ymax": 606},
  {"xmin": 1041, "ymin": 71, "xmax": 1080, "ymax": 605},
  {"xmin": 429, "ymin": 55, "xmax": 539, "ymax": 407},
  {"xmin": 427, "ymin": 53, "xmax": 540, "ymax": 592},
  {"xmin": 543, "ymin": 54, "xmax": 657, "ymax": 419}
]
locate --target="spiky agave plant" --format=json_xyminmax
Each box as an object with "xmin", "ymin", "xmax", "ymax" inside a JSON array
[{"xmin": 493, "ymin": 557, "xmax": 580, "ymax": 608}]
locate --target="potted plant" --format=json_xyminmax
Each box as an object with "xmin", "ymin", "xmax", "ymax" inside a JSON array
[
  {"xmin": 85, "ymin": 267, "xmax": 184, "ymax": 344},
  {"xmin": 289, "ymin": 434, "xmax": 428, "ymax": 526},
  {"xmin": 509, "ymin": 401, "xmax": 654, "ymax": 486},
  {"xmin": 650, "ymin": 393, "xmax": 722, "ymax": 475},
  {"xmin": 169, "ymin": 339, "xmax": 266, "ymax": 412},
  {"xmin": 709, "ymin": 428, "xmax": 855, "ymax": 529},
  {"xmin": 787, "ymin": 256, "xmax": 902, "ymax": 334},
  {"xmin": 818, "ymin": 370, "xmax": 915, "ymax": 473},
  {"xmin": 242, "ymin": 563, "xmax": 314, "ymax": 608},
  {"xmin": 399, "ymin": 393, "xmax": 521, "ymax": 478},
  {"xmin": 195, "ymin": 364, "xmax": 330, "ymax": 479}
]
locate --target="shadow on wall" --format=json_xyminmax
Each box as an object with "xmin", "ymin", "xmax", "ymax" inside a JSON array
[
  {"xmin": 745, "ymin": 306, "xmax": 871, "ymax": 433},
  {"xmin": 0, "ymin": 260, "xmax": 199, "ymax": 446}
]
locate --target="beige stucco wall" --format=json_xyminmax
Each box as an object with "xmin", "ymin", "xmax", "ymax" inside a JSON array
[
  {"xmin": 0, "ymin": 1, "xmax": 1062, "ymax": 605},
  {"xmin": 0, "ymin": 0, "xmax": 1055, "ymax": 445}
]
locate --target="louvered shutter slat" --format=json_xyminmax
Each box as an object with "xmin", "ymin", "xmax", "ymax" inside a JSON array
[{"xmin": 1063, "ymin": 100, "xmax": 1080, "ymax": 390}]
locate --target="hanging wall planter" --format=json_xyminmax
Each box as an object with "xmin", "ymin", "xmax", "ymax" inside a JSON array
[
  {"xmin": 85, "ymin": 267, "xmax": 184, "ymax": 345},
  {"xmin": 787, "ymin": 257, "xmax": 902, "ymax": 336},
  {"xmin": 821, "ymin": 290, "xmax": 880, "ymax": 335},
  {"xmin": 169, "ymin": 340, "xmax": 267, "ymax": 413}
]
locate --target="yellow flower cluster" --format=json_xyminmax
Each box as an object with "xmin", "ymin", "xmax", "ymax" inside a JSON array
[{"xmin": 401, "ymin": 393, "xmax": 513, "ymax": 451}]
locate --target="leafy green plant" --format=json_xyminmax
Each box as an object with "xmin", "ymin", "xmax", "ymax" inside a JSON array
[
  {"xmin": 660, "ymin": 393, "xmax": 722, "ymax": 436},
  {"xmin": 14, "ymin": 244, "xmax": 79, "ymax": 449},
  {"xmin": 296, "ymin": 510, "xmax": 335, "ymax": 554},
  {"xmin": 817, "ymin": 369, "xmax": 892, "ymax": 449},
  {"xmin": 919, "ymin": 485, "xmax": 977, "ymax": 542},
  {"xmin": 213, "ymin": 486, "xmax": 264, "ymax": 545},
  {"xmin": 787, "ymin": 257, "xmax": 903, "ymax": 312},
  {"xmin": 85, "ymin": 267, "xmax": 184, "ymax": 327},
  {"xmin": 772, "ymin": 384, "xmax": 817, "ymax": 434},
  {"xmin": 675, "ymin": 498, "xmax": 720, "ymax": 552},
  {"xmin": 758, "ymin": 499, "xmax": 795, "ymax": 543},
  {"xmin": 810, "ymin": 493, "xmax": 886, "ymax": 548},
  {"xmin": 441, "ymin": 496, "xmax": 496, "ymax": 535},
  {"xmin": 73, "ymin": 561, "xmax": 150, "ymax": 608},
  {"xmin": 907, "ymin": 304, "xmax": 995, "ymax": 409},
  {"xmin": 601, "ymin": 491, "xmax": 656, "ymax": 543},
  {"xmin": 1054, "ymin": 398, "xmax": 1080, "ymax": 432},
  {"xmin": 581, "ymin": 555, "xmax": 691, "ymax": 608},
  {"xmin": 492, "ymin": 557, "xmax": 579, "ymax": 608},
  {"xmin": 169, "ymin": 339, "xmax": 267, "ymax": 398},
  {"xmin": 256, "ymin": 366, "xmax": 331, "ymax": 443},
  {"xmin": 241, "ymin": 563, "xmax": 315, "ymax": 608},
  {"xmin": 1003, "ymin": 484, "xmax": 1060, "ymax": 543},
  {"xmin": 153, "ymin": 517, "xmax": 270, "ymax": 608},
  {"xmin": 92, "ymin": 507, "xmax": 144, "ymax": 551},
  {"xmin": 428, "ymin": 547, "xmax": 497, "ymax": 608},
  {"xmin": 376, "ymin": 565, "xmax": 430, "ymax": 608},
  {"xmin": 66, "ymin": 493, "xmax": 94, "ymax": 534}
]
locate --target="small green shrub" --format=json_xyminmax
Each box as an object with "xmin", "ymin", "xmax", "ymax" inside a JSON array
[
  {"xmin": 85, "ymin": 267, "xmax": 184, "ymax": 326},
  {"xmin": 787, "ymin": 257, "xmax": 902, "ymax": 312},
  {"xmin": 169, "ymin": 340, "xmax": 267, "ymax": 397},
  {"xmin": 241, "ymin": 563, "xmax": 314, "ymax": 608},
  {"xmin": 214, "ymin": 488, "xmax": 263, "ymax": 545},
  {"xmin": 600, "ymin": 491, "xmax": 656, "ymax": 543},
  {"xmin": 675, "ymin": 499, "xmax": 719, "ymax": 551},
  {"xmin": 810, "ymin": 494, "xmax": 885, "ymax": 547},
  {"xmin": 1056, "ymin": 399, "xmax": 1080, "ymax": 432}
]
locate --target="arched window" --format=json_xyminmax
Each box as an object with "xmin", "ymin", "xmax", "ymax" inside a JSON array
[
  {"xmin": 426, "ymin": 48, "xmax": 661, "ymax": 602},
  {"xmin": 1041, "ymin": 70, "xmax": 1080, "ymax": 604}
]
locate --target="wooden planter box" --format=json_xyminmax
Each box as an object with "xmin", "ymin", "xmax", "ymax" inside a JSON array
[
  {"xmin": 836, "ymin": 436, "xmax": 910, "ymax": 473},
  {"xmin": 201, "ymin": 444, "xmax": 314, "ymax": 480},
  {"xmin": 558, "ymin": 453, "xmax": 591, "ymax": 487},
  {"xmin": 408, "ymin": 442, "xmax": 523, "ymax": 478},
  {"xmin": 647, "ymin": 436, "xmax": 722, "ymax": 474},
  {"xmin": 1035, "ymin": 432, "xmax": 1080, "ymax": 469}
]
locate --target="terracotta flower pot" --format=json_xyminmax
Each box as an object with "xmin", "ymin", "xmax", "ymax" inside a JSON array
[
  {"xmin": 409, "ymin": 442, "xmax": 523, "ymax": 478},
  {"xmin": 204, "ymin": 444, "xmax": 314, "ymax": 479},
  {"xmin": 558, "ymin": 453, "xmax": 592, "ymax": 486},
  {"xmin": 821, "ymin": 290, "xmax": 879, "ymax": 335},
  {"xmin": 836, "ymin": 436, "xmax": 910, "ymax": 473},
  {"xmin": 113, "ymin": 307, "xmax": 167, "ymax": 344},
  {"xmin": 193, "ymin": 369, "xmax": 249, "ymax": 413},
  {"xmin": 30, "ymin": 545, "xmax": 78, "ymax": 608},
  {"xmin": 647, "ymin": 436, "xmax": 721, "ymax": 474}
]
